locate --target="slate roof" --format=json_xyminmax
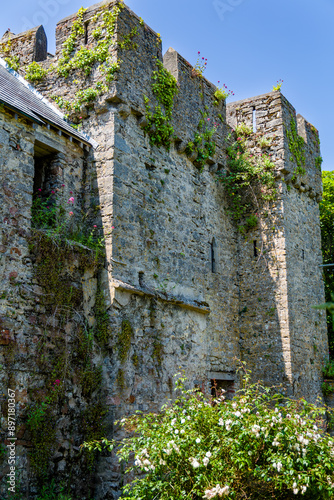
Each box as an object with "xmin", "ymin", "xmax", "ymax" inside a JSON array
[{"xmin": 0, "ymin": 59, "xmax": 96, "ymax": 147}]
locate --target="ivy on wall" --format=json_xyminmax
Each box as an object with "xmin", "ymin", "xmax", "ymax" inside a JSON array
[
  {"xmin": 22, "ymin": 231, "xmax": 111, "ymax": 478},
  {"xmin": 143, "ymin": 59, "xmax": 179, "ymax": 149},
  {"xmin": 286, "ymin": 115, "xmax": 306, "ymax": 177}
]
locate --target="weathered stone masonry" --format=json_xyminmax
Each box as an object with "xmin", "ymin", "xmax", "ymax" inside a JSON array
[{"xmin": 0, "ymin": 1, "xmax": 329, "ymax": 498}]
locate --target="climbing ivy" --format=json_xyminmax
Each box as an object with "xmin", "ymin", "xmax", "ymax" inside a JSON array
[
  {"xmin": 25, "ymin": 61, "xmax": 48, "ymax": 82},
  {"xmin": 219, "ymin": 123, "xmax": 276, "ymax": 223},
  {"xmin": 185, "ymin": 110, "xmax": 217, "ymax": 169},
  {"xmin": 315, "ymin": 156, "xmax": 323, "ymax": 171},
  {"xmin": 4, "ymin": 55, "xmax": 20, "ymax": 72},
  {"xmin": 118, "ymin": 319, "xmax": 133, "ymax": 362},
  {"xmin": 286, "ymin": 115, "xmax": 306, "ymax": 176},
  {"xmin": 144, "ymin": 59, "xmax": 179, "ymax": 149},
  {"xmin": 48, "ymin": 2, "xmax": 136, "ymax": 113},
  {"xmin": 25, "ymin": 232, "xmax": 110, "ymax": 478}
]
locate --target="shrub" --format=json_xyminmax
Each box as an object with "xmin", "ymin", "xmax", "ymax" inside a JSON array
[{"xmin": 83, "ymin": 370, "xmax": 334, "ymax": 499}]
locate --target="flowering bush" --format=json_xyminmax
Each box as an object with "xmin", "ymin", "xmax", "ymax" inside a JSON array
[
  {"xmin": 193, "ymin": 51, "xmax": 208, "ymax": 77},
  {"xmin": 83, "ymin": 371, "xmax": 334, "ymax": 499},
  {"xmin": 214, "ymin": 82, "xmax": 235, "ymax": 104}
]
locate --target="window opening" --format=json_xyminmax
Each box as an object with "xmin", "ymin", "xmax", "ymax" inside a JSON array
[
  {"xmin": 211, "ymin": 238, "xmax": 217, "ymax": 273},
  {"xmin": 252, "ymin": 107, "xmax": 257, "ymax": 133},
  {"xmin": 253, "ymin": 240, "xmax": 257, "ymax": 258},
  {"xmin": 84, "ymin": 22, "xmax": 89, "ymax": 44},
  {"xmin": 33, "ymin": 140, "xmax": 60, "ymax": 228}
]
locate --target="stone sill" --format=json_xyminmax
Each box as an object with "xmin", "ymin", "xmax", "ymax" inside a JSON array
[{"xmin": 111, "ymin": 279, "xmax": 210, "ymax": 314}]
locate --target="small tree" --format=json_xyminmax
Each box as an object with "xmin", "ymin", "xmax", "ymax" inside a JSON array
[
  {"xmin": 320, "ymin": 171, "xmax": 334, "ymax": 353},
  {"xmin": 83, "ymin": 370, "xmax": 334, "ymax": 499}
]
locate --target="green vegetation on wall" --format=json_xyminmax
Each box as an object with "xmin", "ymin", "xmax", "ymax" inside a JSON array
[
  {"xmin": 219, "ymin": 123, "xmax": 276, "ymax": 226},
  {"xmin": 185, "ymin": 110, "xmax": 217, "ymax": 169},
  {"xmin": 23, "ymin": 230, "xmax": 110, "ymax": 479},
  {"xmin": 144, "ymin": 59, "xmax": 179, "ymax": 149},
  {"xmin": 286, "ymin": 115, "xmax": 306, "ymax": 177}
]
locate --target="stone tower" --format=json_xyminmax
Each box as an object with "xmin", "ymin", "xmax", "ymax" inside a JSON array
[{"xmin": 0, "ymin": 1, "xmax": 328, "ymax": 497}]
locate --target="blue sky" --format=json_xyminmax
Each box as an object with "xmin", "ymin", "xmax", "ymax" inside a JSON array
[{"xmin": 1, "ymin": 0, "xmax": 333, "ymax": 171}]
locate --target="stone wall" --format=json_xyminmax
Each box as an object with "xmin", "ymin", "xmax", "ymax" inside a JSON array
[
  {"xmin": 0, "ymin": 107, "xmax": 108, "ymax": 499},
  {"xmin": 227, "ymin": 93, "xmax": 327, "ymax": 399},
  {"xmin": 0, "ymin": 1, "xmax": 329, "ymax": 498},
  {"xmin": 0, "ymin": 26, "xmax": 47, "ymax": 66}
]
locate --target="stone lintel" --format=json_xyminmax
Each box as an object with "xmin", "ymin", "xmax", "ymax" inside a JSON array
[{"xmin": 111, "ymin": 279, "xmax": 210, "ymax": 314}]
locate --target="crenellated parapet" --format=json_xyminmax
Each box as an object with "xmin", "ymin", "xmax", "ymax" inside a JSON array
[{"xmin": 227, "ymin": 92, "xmax": 323, "ymax": 202}]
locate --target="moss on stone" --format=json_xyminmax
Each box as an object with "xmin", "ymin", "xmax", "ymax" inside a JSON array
[{"xmin": 118, "ymin": 319, "xmax": 133, "ymax": 362}]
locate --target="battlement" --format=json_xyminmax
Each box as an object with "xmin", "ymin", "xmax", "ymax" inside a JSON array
[
  {"xmin": 0, "ymin": 2, "xmax": 328, "ymax": 497},
  {"xmin": 0, "ymin": 25, "xmax": 47, "ymax": 64}
]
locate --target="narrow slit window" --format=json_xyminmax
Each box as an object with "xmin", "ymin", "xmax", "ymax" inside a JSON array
[
  {"xmin": 211, "ymin": 238, "xmax": 217, "ymax": 273},
  {"xmin": 253, "ymin": 240, "xmax": 257, "ymax": 258},
  {"xmin": 302, "ymin": 249, "xmax": 305, "ymax": 261},
  {"xmin": 252, "ymin": 107, "xmax": 257, "ymax": 133},
  {"xmin": 84, "ymin": 22, "xmax": 89, "ymax": 44}
]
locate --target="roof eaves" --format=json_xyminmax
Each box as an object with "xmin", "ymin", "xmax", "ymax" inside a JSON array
[{"xmin": 0, "ymin": 58, "xmax": 99, "ymax": 149}]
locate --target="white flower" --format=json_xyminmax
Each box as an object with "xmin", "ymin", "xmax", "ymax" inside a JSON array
[
  {"xmin": 273, "ymin": 463, "xmax": 277, "ymax": 469},
  {"xmin": 175, "ymin": 429, "xmax": 179, "ymax": 434},
  {"xmin": 301, "ymin": 485, "xmax": 307, "ymax": 494},
  {"xmin": 225, "ymin": 419, "xmax": 232, "ymax": 431},
  {"xmin": 203, "ymin": 457, "xmax": 209, "ymax": 466},
  {"xmin": 180, "ymin": 429, "xmax": 185, "ymax": 434},
  {"xmin": 187, "ymin": 416, "xmax": 191, "ymax": 420},
  {"xmin": 203, "ymin": 484, "xmax": 229, "ymax": 499},
  {"xmin": 171, "ymin": 418, "xmax": 177, "ymax": 426},
  {"xmin": 134, "ymin": 458, "xmax": 143, "ymax": 466},
  {"xmin": 206, "ymin": 451, "xmax": 212, "ymax": 458},
  {"xmin": 234, "ymin": 411, "xmax": 241, "ymax": 417},
  {"xmin": 218, "ymin": 418, "xmax": 224, "ymax": 426},
  {"xmin": 232, "ymin": 402, "xmax": 237, "ymax": 409},
  {"xmin": 293, "ymin": 482, "xmax": 297, "ymax": 489},
  {"xmin": 293, "ymin": 489, "xmax": 299, "ymax": 495},
  {"xmin": 196, "ymin": 438, "xmax": 201, "ymax": 444},
  {"xmin": 159, "ymin": 459, "xmax": 166, "ymax": 465},
  {"xmin": 189, "ymin": 457, "xmax": 200, "ymax": 468},
  {"xmin": 181, "ymin": 418, "xmax": 185, "ymax": 424},
  {"xmin": 277, "ymin": 462, "xmax": 282, "ymax": 472},
  {"xmin": 220, "ymin": 485, "xmax": 229, "ymax": 495}
]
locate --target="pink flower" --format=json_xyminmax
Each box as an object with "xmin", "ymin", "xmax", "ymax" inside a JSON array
[
  {"xmin": 47, "ymin": 206, "xmax": 49, "ymax": 209},
  {"xmin": 68, "ymin": 197, "xmax": 74, "ymax": 204},
  {"xmin": 69, "ymin": 211, "xmax": 74, "ymax": 216},
  {"xmin": 38, "ymin": 188, "xmax": 42, "ymax": 192},
  {"xmin": 54, "ymin": 379, "xmax": 60, "ymax": 385},
  {"xmin": 51, "ymin": 191, "xmax": 55, "ymax": 194},
  {"xmin": 198, "ymin": 51, "xmax": 200, "ymax": 54},
  {"xmin": 70, "ymin": 191, "xmax": 73, "ymax": 194},
  {"xmin": 93, "ymin": 225, "xmax": 97, "ymax": 228},
  {"xmin": 111, "ymin": 226, "xmax": 115, "ymax": 229},
  {"xmin": 62, "ymin": 184, "xmax": 65, "ymax": 187}
]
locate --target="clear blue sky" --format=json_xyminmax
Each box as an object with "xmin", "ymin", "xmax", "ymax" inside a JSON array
[{"xmin": 1, "ymin": 0, "xmax": 333, "ymax": 171}]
